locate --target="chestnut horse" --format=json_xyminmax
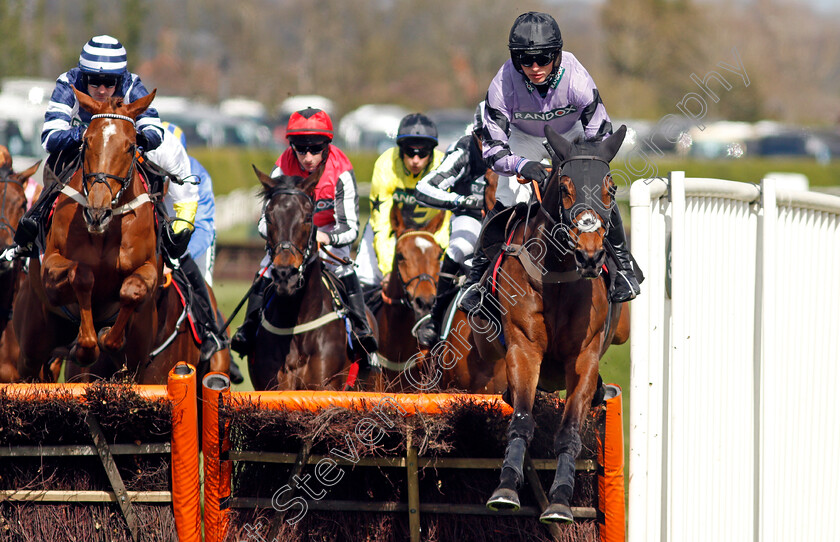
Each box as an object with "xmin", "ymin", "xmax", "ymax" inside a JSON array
[
  {"xmin": 248, "ymin": 167, "xmax": 377, "ymax": 391},
  {"xmin": 14, "ymin": 89, "xmax": 161, "ymax": 382},
  {"xmin": 375, "ymin": 205, "xmax": 445, "ymax": 390},
  {"xmin": 0, "ymin": 147, "xmax": 40, "ymax": 382},
  {"xmin": 475, "ymin": 126, "xmax": 630, "ymax": 522}
]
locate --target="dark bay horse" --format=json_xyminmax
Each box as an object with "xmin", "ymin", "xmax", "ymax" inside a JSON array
[
  {"xmin": 248, "ymin": 167, "xmax": 377, "ymax": 391},
  {"xmin": 375, "ymin": 205, "xmax": 445, "ymax": 390},
  {"xmin": 14, "ymin": 89, "xmax": 161, "ymax": 381},
  {"xmin": 0, "ymin": 147, "xmax": 40, "ymax": 382},
  {"xmin": 478, "ymin": 125, "xmax": 630, "ymax": 523}
]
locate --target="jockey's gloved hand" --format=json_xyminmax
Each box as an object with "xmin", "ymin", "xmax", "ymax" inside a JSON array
[
  {"xmin": 519, "ymin": 161, "xmax": 548, "ymax": 184},
  {"xmin": 70, "ymin": 126, "xmax": 85, "ymax": 144},
  {"xmin": 456, "ymin": 195, "xmax": 484, "ymax": 211},
  {"xmin": 135, "ymin": 131, "xmax": 149, "ymax": 153},
  {"xmin": 162, "ymin": 226, "xmax": 192, "ymax": 267}
]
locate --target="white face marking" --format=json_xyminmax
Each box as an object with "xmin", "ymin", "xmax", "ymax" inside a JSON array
[
  {"xmin": 101, "ymin": 123, "xmax": 117, "ymax": 146},
  {"xmin": 577, "ymin": 211, "xmax": 602, "ymax": 233},
  {"xmin": 414, "ymin": 237, "xmax": 434, "ymax": 254}
]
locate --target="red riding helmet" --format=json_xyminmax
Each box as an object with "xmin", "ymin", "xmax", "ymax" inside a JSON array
[{"xmin": 286, "ymin": 108, "xmax": 334, "ymax": 141}]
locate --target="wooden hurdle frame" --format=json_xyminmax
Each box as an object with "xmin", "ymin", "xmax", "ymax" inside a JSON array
[
  {"xmin": 1, "ymin": 369, "xmax": 625, "ymax": 541},
  {"xmin": 201, "ymin": 374, "xmax": 626, "ymax": 542},
  {"xmin": 0, "ymin": 364, "xmax": 201, "ymax": 542}
]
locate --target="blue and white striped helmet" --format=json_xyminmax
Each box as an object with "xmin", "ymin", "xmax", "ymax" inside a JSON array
[{"xmin": 78, "ymin": 35, "xmax": 128, "ymax": 75}]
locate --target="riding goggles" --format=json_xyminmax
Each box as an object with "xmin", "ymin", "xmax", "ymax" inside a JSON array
[
  {"xmin": 515, "ymin": 51, "xmax": 557, "ymax": 67},
  {"xmin": 291, "ymin": 142, "xmax": 328, "ymax": 155},
  {"xmin": 401, "ymin": 146, "xmax": 432, "ymax": 159},
  {"xmin": 86, "ymin": 75, "xmax": 119, "ymax": 88}
]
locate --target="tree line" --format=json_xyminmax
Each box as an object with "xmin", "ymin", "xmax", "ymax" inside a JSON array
[{"xmin": 1, "ymin": 0, "xmax": 838, "ymax": 125}]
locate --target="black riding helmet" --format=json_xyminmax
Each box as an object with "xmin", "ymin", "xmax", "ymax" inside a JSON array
[
  {"xmin": 508, "ymin": 12, "xmax": 563, "ymax": 76},
  {"xmin": 396, "ymin": 113, "xmax": 438, "ymax": 153}
]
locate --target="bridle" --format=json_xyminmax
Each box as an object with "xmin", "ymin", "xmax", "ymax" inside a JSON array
[
  {"xmin": 80, "ymin": 114, "xmax": 140, "ymax": 206},
  {"xmin": 538, "ymin": 155, "xmax": 613, "ymax": 250},
  {"xmin": 382, "ymin": 230, "xmax": 439, "ymax": 314},
  {"xmin": 265, "ymin": 185, "xmax": 318, "ymax": 288}
]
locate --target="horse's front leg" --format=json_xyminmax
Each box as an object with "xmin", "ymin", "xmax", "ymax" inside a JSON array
[
  {"xmin": 487, "ymin": 333, "xmax": 543, "ymax": 512},
  {"xmin": 99, "ymin": 261, "xmax": 157, "ymax": 353},
  {"xmin": 540, "ymin": 348, "xmax": 601, "ymax": 523},
  {"xmin": 43, "ymin": 254, "xmax": 99, "ymax": 366}
]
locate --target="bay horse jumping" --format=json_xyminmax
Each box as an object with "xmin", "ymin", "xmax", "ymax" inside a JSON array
[
  {"xmin": 481, "ymin": 125, "xmax": 630, "ymax": 522},
  {"xmin": 14, "ymin": 89, "xmax": 161, "ymax": 382},
  {"xmin": 0, "ymin": 147, "xmax": 40, "ymax": 382},
  {"xmin": 375, "ymin": 205, "xmax": 445, "ymax": 390},
  {"xmin": 248, "ymin": 167, "xmax": 377, "ymax": 391}
]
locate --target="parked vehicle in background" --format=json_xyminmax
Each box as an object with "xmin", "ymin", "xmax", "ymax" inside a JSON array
[
  {"xmin": 0, "ymin": 78, "xmax": 52, "ymax": 167},
  {"xmin": 337, "ymin": 104, "xmax": 409, "ymax": 153},
  {"xmin": 154, "ymin": 94, "xmax": 274, "ymax": 149},
  {"xmin": 427, "ymin": 108, "xmax": 474, "ymax": 151}
]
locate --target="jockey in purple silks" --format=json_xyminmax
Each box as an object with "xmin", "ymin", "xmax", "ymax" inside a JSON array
[{"xmin": 458, "ymin": 11, "xmax": 640, "ymax": 315}]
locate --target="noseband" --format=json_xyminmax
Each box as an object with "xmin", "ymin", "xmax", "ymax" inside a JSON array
[
  {"xmin": 266, "ymin": 186, "xmax": 318, "ymax": 288},
  {"xmin": 81, "ymin": 114, "xmax": 140, "ymax": 206}
]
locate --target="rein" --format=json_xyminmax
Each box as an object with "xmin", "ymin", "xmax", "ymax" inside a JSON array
[{"xmin": 503, "ymin": 155, "xmax": 613, "ymax": 284}]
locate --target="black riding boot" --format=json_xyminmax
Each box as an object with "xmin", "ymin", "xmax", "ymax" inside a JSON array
[
  {"xmin": 180, "ymin": 256, "xmax": 229, "ymax": 363},
  {"xmin": 607, "ymin": 207, "xmax": 641, "ymax": 303},
  {"xmin": 416, "ymin": 255, "xmax": 460, "ymax": 348},
  {"xmin": 340, "ymin": 270, "xmax": 378, "ymax": 355},
  {"xmin": 13, "ymin": 181, "xmax": 63, "ymax": 257},
  {"xmin": 457, "ymin": 250, "xmax": 491, "ymax": 314},
  {"xmin": 230, "ymin": 273, "xmax": 271, "ymax": 357},
  {"xmin": 457, "ymin": 201, "xmax": 506, "ymax": 314}
]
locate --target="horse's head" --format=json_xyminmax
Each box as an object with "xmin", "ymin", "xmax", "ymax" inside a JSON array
[
  {"xmin": 253, "ymin": 166, "xmax": 318, "ymax": 296},
  {"xmin": 542, "ymin": 125, "xmax": 626, "ymax": 278},
  {"xmin": 389, "ymin": 205, "xmax": 444, "ymax": 318},
  {"xmin": 0, "ymin": 146, "xmax": 40, "ymax": 271},
  {"xmin": 74, "ymin": 87, "xmax": 155, "ymax": 234}
]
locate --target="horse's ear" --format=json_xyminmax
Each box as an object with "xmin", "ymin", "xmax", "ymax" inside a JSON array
[
  {"xmin": 422, "ymin": 210, "xmax": 446, "ymax": 235},
  {"xmin": 16, "ymin": 160, "xmax": 41, "ymax": 182},
  {"xmin": 123, "ymin": 89, "xmax": 156, "ymax": 120},
  {"xmin": 298, "ymin": 171, "xmax": 320, "ymax": 197},
  {"xmin": 74, "ymin": 87, "xmax": 101, "ymax": 115},
  {"xmin": 561, "ymin": 176, "xmax": 576, "ymax": 210},
  {"xmin": 602, "ymin": 175, "xmax": 616, "ymax": 208},
  {"xmin": 544, "ymin": 125, "xmax": 574, "ymax": 162},
  {"xmin": 252, "ymin": 164, "xmax": 277, "ymax": 191},
  {"xmin": 390, "ymin": 203, "xmax": 406, "ymax": 237},
  {"xmin": 597, "ymin": 125, "xmax": 627, "ymax": 163}
]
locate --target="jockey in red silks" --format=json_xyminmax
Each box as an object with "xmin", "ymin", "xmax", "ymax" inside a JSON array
[{"xmin": 231, "ymin": 108, "xmax": 378, "ymax": 362}]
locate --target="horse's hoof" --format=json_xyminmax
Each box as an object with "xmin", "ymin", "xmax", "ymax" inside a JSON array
[
  {"xmin": 97, "ymin": 326, "xmax": 125, "ymax": 353},
  {"xmin": 69, "ymin": 344, "xmax": 98, "ymax": 368},
  {"xmin": 486, "ymin": 487, "xmax": 520, "ymax": 512},
  {"xmin": 539, "ymin": 502, "xmax": 574, "ymax": 524}
]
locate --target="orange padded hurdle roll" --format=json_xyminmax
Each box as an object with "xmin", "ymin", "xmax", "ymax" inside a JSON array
[
  {"xmin": 598, "ymin": 384, "xmax": 626, "ymax": 542},
  {"xmin": 228, "ymin": 391, "xmax": 513, "ymax": 415},
  {"xmin": 202, "ymin": 372, "xmax": 232, "ymax": 542},
  {"xmin": 167, "ymin": 363, "xmax": 201, "ymax": 542}
]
